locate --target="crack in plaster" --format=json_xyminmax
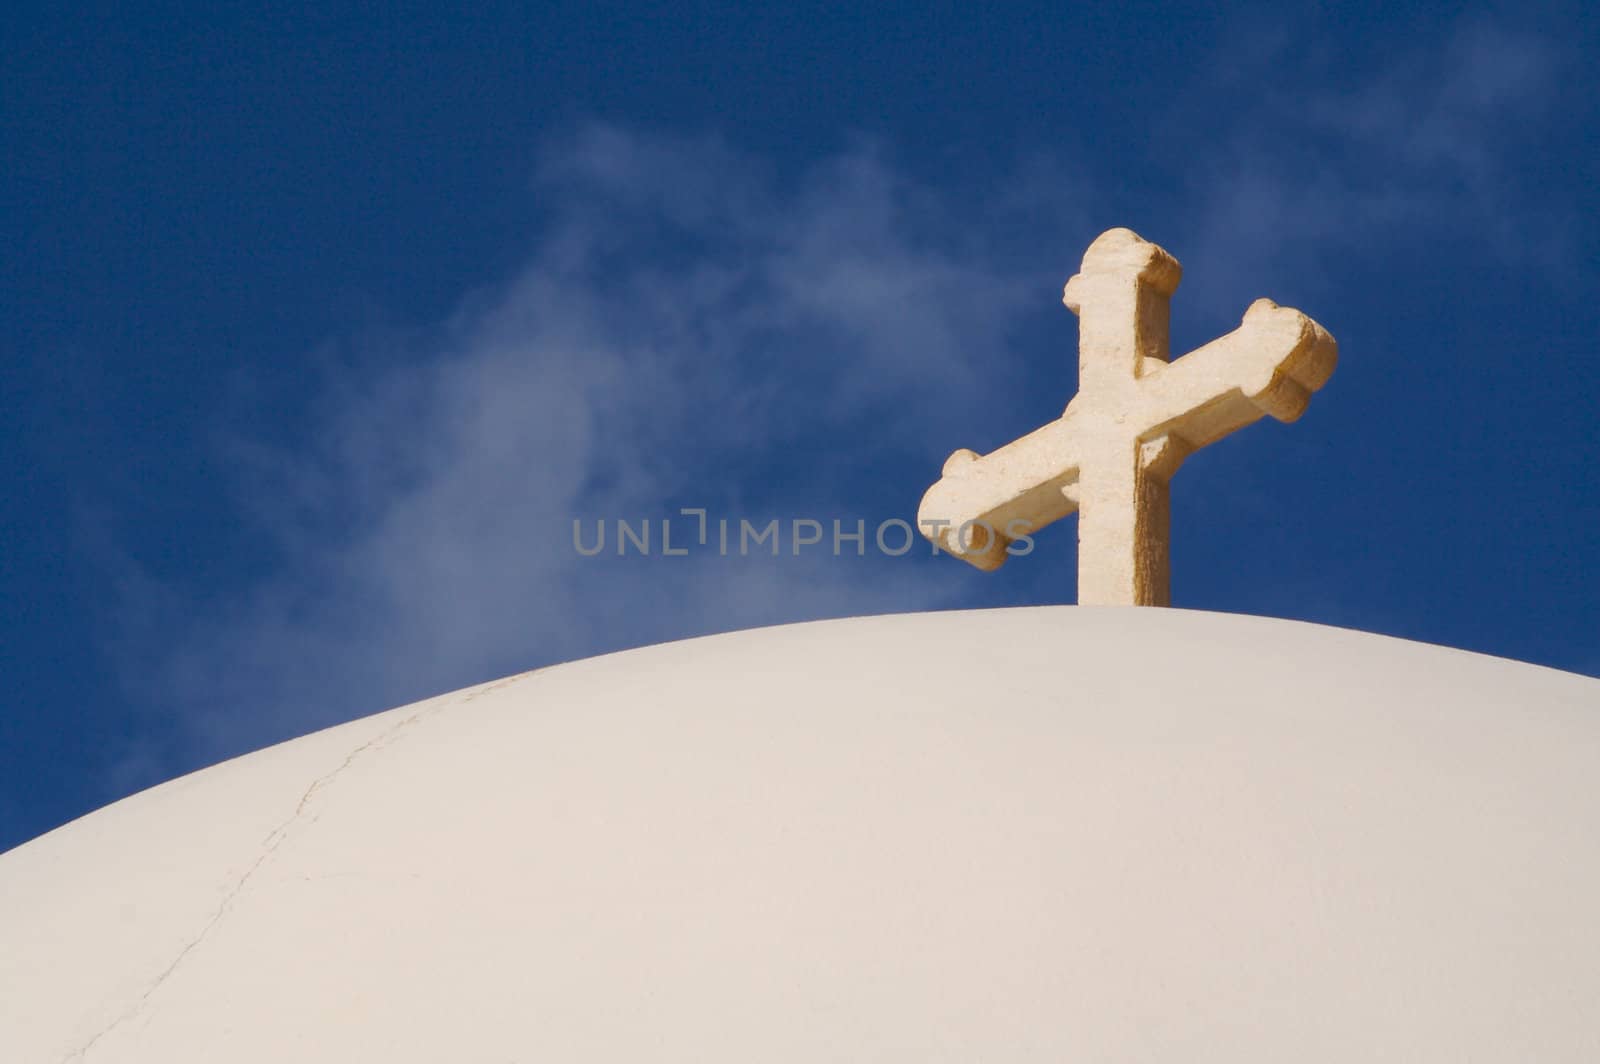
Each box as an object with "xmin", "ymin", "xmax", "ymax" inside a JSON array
[{"xmin": 62, "ymin": 670, "xmax": 536, "ymax": 1062}]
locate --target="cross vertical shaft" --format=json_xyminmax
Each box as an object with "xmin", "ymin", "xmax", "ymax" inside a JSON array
[
  {"xmin": 1061, "ymin": 231, "xmax": 1183, "ymax": 605},
  {"xmin": 1073, "ymin": 439, "xmax": 1177, "ymax": 605}
]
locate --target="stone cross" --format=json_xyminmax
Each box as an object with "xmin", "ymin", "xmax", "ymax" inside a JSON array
[{"xmin": 918, "ymin": 227, "xmax": 1337, "ymax": 605}]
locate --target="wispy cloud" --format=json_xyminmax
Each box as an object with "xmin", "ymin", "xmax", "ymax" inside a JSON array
[
  {"xmin": 1170, "ymin": 16, "xmax": 1572, "ymax": 314},
  {"xmin": 105, "ymin": 127, "xmax": 1070, "ymax": 784}
]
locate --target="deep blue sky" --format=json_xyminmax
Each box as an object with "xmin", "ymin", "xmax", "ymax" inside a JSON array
[{"xmin": 4, "ymin": 2, "xmax": 1597, "ymax": 851}]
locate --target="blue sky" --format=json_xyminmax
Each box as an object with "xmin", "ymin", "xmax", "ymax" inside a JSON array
[{"xmin": 3, "ymin": 3, "xmax": 1597, "ymax": 851}]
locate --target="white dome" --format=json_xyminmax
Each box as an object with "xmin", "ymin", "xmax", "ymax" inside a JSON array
[{"xmin": 5, "ymin": 607, "xmax": 1599, "ymax": 1061}]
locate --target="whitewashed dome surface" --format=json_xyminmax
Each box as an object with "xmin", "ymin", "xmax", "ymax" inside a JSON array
[{"xmin": 4, "ymin": 607, "xmax": 1599, "ymax": 1062}]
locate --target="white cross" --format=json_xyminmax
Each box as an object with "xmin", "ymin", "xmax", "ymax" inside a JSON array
[{"xmin": 918, "ymin": 228, "xmax": 1337, "ymax": 605}]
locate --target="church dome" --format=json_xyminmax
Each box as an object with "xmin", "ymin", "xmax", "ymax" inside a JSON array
[{"xmin": 4, "ymin": 607, "xmax": 1598, "ymax": 1060}]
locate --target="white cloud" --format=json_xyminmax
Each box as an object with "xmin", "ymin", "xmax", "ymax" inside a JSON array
[
  {"xmin": 108, "ymin": 127, "xmax": 1069, "ymax": 782},
  {"xmin": 1171, "ymin": 16, "xmax": 1570, "ymax": 316}
]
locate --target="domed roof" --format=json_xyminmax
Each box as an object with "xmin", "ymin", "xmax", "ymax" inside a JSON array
[{"xmin": 5, "ymin": 608, "xmax": 1599, "ymax": 1061}]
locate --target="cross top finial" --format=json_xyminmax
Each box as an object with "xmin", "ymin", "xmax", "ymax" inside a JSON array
[
  {"xmin": 1070, "ymin": 226, "xmax": 1181, "ymax": 292},
  {"xmin": 919, "ymin": 227, "xmax": 1337, "ymax": 605}
]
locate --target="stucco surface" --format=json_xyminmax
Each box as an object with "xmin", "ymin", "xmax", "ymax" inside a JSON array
[{"xmin": 4, "ymin": 607, "xmax": 1599, "ymax": 1061}]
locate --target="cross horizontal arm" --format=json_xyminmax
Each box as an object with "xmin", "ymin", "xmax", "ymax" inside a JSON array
[
  {"xmin": 917, "ymin": 417, "xmax": 1084, "ymax": 570},
  {"xmin": 1135, "ymin": 298, "xmax": 1337, "ymax": 451}
]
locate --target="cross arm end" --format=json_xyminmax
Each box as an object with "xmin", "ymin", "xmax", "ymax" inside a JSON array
[
  {"xmin": 1236, "ymin": 299, "xmax": 1339, "ymax": 422},
  {"xmin": 918, "ymin": 430, "xmax": 1080, "ymax": 571}
]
